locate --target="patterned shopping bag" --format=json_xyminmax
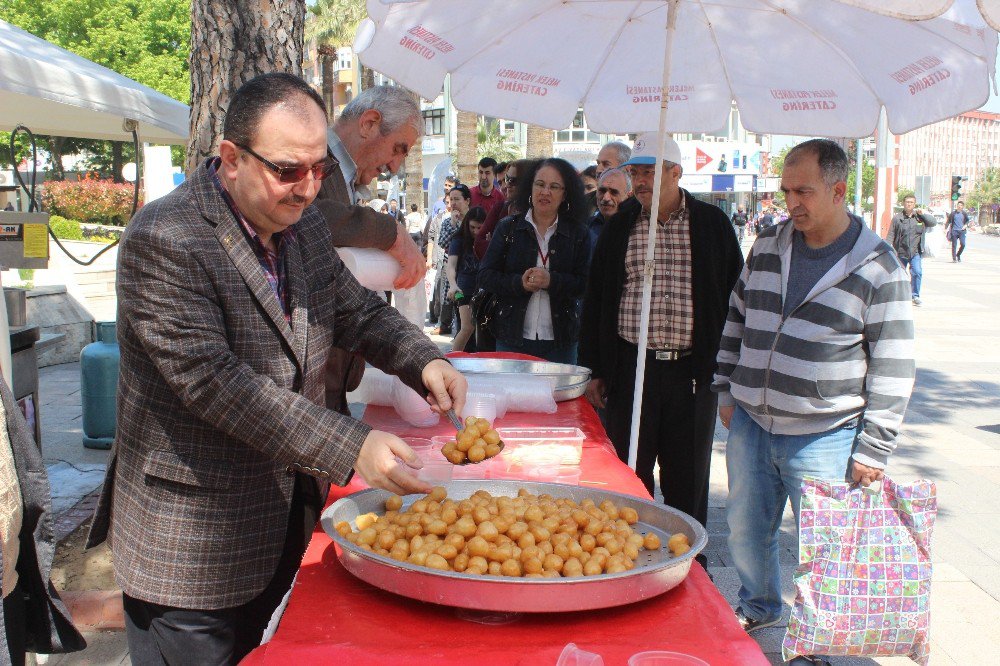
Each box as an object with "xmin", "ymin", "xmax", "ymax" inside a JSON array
[{"xmin": 783, "ymin": 476, "xmax": 936, "ymax": 664}]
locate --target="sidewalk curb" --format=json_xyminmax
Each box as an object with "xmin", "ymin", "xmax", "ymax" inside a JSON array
[
  {"xmin": 60, "ymin": 590, "xmax": 124, "ymax": 631},
  {"xmin": 53, "ymin": 487, "xmax": 101, "ymax": 543}
]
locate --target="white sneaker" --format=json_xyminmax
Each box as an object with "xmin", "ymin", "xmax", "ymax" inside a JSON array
[{"xmin": 912, "ymin": 297, "xmax": 922, "ymax": 306}]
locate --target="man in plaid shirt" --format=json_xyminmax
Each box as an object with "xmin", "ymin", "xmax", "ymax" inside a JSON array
[{"xmin": 580, "ymin": 133, "xmax": 743, "ymax": 550}]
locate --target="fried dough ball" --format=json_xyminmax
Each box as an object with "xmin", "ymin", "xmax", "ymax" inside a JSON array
[
  {"xmin": 344, "ymin": 488, "xmax": 684, "ymax": 577},
  {"xmin": 441, "ymin": 417, "xmax": 505, "ymax": 464}
]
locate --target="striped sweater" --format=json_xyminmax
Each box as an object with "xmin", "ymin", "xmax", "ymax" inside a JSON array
[{"xmin": 712, "ymin": 217, "xmax": 915, "ymax": 468}]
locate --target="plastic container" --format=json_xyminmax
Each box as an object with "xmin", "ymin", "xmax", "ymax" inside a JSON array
[
  {"xmin": 497, "ymin": 427, "xmax": 585, "ymax": 465},
  {"xmin": 557, "ymin": 643, "xmax": 604, "ymax": 666},
  {"xmin": 460, "ymin": 391, "xmax": 497, "ymax": 423},
  {"xmin": 80, "ymin": 321, "xmax": 119, "ymax": 449},
  {"xmin": 347, "ymin": 367, "xmax": 438, "ymax": 427},
  {"xmin": 336, "ymin": 247, "xmax": 401, "ymax": 291},
  {"xmin": 627, "ymin": 652, "xmax": 709, "ymax": 666}
]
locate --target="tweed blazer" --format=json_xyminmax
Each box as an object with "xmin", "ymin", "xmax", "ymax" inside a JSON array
[
  {"xmin": 86, "ymin": 161, "xmax": 443, "ymax": 610},
  {"xmin": 0, "ymin": 380, "xmax": 85, "ymax": 661}
]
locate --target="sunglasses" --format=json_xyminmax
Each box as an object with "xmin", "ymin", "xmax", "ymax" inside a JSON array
[
  {"xmin": 235, "ymin": 143, "xmax": 337, "ymax": 183},
  {"xmin": 504, "ymin": 176, "xmax": 518, "ymax": 185}
]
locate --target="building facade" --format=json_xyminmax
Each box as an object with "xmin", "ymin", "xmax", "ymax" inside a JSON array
[{"xmin": 896, "ymin": 110, "xmax": 1000, "ymax": 208}]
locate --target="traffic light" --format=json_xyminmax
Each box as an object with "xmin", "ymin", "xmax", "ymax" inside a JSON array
[{"xmin": 951, "ymin": 175, "xmax": 964, "ymax": 201}]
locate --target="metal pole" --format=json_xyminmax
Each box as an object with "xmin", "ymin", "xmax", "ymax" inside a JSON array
[
  {"xmin": 854, "ymin": 138, "xmax": 863, "ymax": 215},
  {"xmin": 627, "ymin": 0, "xmax": 679, "ymax": 469}
]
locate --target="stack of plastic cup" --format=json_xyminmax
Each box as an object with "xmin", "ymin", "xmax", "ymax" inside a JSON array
[
  {"xmin": 336, "ymin": 248, "xmax": 401, "ymax": 291},
  {"xmin": 460, "ymin": 391, "xmax": 498, "ymax": 423}
]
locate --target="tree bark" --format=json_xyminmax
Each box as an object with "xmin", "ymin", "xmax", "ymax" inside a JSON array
[
  {"xmin": 525, "ymin": 124, "xmax": 553, "ymax": 159},
  {"xmin": 318, "ymin": 45, "xmax": 336, "ymax": 122},
  {"xmin": 404, "ymin": 91, "xmax": 425, "ymax": 213},
  {"xmin": 186, "ymin": 0, "xmax": 307, "ymax": 174},
  {"xmin": 48, "ymin": 137, "xmax": 65, "ymax": 181},
  {"xmin": 112, "ymin": 142, "xmax": 124, "ymax": 183},
  {"xmin": 456, "ymin": 111, "xmax": 478, "ymax": 186}
]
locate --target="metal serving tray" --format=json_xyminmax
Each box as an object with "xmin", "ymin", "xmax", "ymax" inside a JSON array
[
  {"xmin": 321, "ymin": 480, "xmax": 706, "ymax": 613},
  {"xmin": 452, "ymin": 359, "xmax": 590, "ymax": 388}
]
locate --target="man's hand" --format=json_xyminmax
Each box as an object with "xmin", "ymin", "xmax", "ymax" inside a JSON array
[
  {"xmin": 354, "ymin": 430, "xmax": 433, "ymax": 496},
  {"xmin": 422, "ymin": 359, "xmax": 467, "ymax": 416},
  {"xmin": 851, "ymin": 461, "xmax": 885, "ymax": 487},
  {"xmin": 387, "ymin": 225, "xmax": 427, "ymax": 289},
  {"xmin": 447, "ymin": 286, "xmax": 458, "ymax": 301},
  {"xmin": 719, "ymin": 405, "xmax": 734, "ymax": 429},
  {"xmin": 585, "ymin": 378, "xmax": 607, "ymax": 409}
]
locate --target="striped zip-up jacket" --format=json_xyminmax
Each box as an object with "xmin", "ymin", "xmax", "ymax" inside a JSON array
[{"xmin": 712, "ymin": 217, "xmax": 915, "ymax": 468}]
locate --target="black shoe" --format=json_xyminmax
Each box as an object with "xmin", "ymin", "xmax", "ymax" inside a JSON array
[{"xmin": 735, "ymin": 607, "xmax": 781, "ymax": 634}]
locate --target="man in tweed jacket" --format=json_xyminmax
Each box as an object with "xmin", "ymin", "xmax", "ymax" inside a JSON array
[
  {"xmin": 87, "ymin": 73, "xmax": 465, "ymax": 664},
  {"xmin": 712, "ymin": 140, "xmax": 915, "ymax": 650}
]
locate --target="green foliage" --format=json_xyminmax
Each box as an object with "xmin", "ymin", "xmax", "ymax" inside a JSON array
[
  {"xmin": 48, "ymin": 215, "xmax": 84, "ymax": 241},
  {"xmin": 42, "ymin": 177, "xmax": 138, "ymax": 225},
  {"xmin": 846, "ymin": 159, "xmax": 875, "ymax": 213},
  {"xmin": 1, "ymin": 0, "xmax": 190, "ymax": 171},
  {"xmin": 476, "ymin": 119, "xmax": 521, "ymax": 163},
  {"xmin": 307, "ymin": 0, "xmax": 366, "ymax": 47},
  {"xmin": 966, "ymin": 167, "xmax": 1000, "ymax": 208},
  {"xmin": 896, "ymin": 187, "xmax": 915, "ymax": 206}
]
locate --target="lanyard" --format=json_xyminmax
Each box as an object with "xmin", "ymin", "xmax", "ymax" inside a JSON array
[{"xmin": 533, "ymin": 230, "xmax": 551, "ymax": 267}]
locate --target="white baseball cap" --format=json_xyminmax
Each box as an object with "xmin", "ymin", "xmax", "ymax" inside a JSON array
[{"xmin": 622, "ymin": 132, "xmax": 682, "ymax": 166}]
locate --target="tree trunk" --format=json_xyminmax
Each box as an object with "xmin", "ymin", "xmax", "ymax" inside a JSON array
[
  {"xmin": 360, "ymin": 65, "xmax": 376, "ymax": 91},
  {"xmin": 112, "ymin": 142, "xmax": 124, "ymax": 183},
  {"xmin": 319, "ymin": 45, "xmax": 335, "ymax": 122},
  {"xmin": 525, "ymin": 124, "xmax": 553, "ymax": 159},
  {"xmin": 48, "ymin": 137, "xmax": 65, "ymax": 181},
  {"xmin": 405, "ymin": 91, "xmax": 425, "ymax": 214},
  {"xmin": 186, "ymin": 0, "xmax": 306, "ymax": 174},
  {"xmin": 456, "ymin": 111, "xmax": 478, "ymax": 186}
]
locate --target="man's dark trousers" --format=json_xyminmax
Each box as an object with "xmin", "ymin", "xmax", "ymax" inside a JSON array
[
  {"xmin": 605, "ymin": 337, "xmax": 717, "ymax": 528},
  {"xmin": 122, "ymin": 476, "xmax": 319, "ymax": 665}
]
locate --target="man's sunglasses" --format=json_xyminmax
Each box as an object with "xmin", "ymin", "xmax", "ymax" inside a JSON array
[{"xmin": 235, "ymin": 143, "xmax": 337, "ymax": 183}]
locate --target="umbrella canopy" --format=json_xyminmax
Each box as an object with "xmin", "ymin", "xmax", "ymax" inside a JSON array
[
  {"xmin": 355, "ymin": 0, "xmax": 996, "ymax": 137},
  {"xmin": 0, "ymin": 19, "xmax": 189, "ymax": 144}
]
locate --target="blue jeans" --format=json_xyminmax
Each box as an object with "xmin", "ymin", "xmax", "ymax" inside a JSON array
[
  {"xmin": 951, "ymin": 229, "xmax": 967, "ymax": 260},
  {"xmin": 725, "ymin": 406, "xmax": 857, "ymax": 623},
  {"xmin": 496, "ymin": 339, "xmax": 577, "ymax": 364},
  {"xmin": 899, "ymin": 253, "xmax": 922, "ymax": 298}
]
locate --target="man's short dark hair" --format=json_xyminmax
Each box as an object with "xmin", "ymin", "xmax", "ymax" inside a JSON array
[
  {"xmin": 496, "ymin": 161, "xmax": 508, "ymax": 174},
  {"xmin": 410, "ymin": 203, "xmax": 418, "ymax": 212},
  {"xmin": 903, "ymin": 194, "xmax": 916, "ymax": 202},
  {"xmin": 478, "ymin": 157, "xmax": 498, "ymax": 171},
  {"xmin": 784, "ymin": 139, "xmax": 849, "ymax": 186},
  {"xmin": 224, "ymin": 73, "xmax": 326, "ymax": 147}
]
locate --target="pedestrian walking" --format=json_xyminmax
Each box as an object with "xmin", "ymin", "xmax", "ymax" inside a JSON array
[
  {"xmin": 713, "ymin": 139, "xmax": 914, "ymax": 666},
  {"xmin": 888, "ymin": 194, "xmax": 936, "ymax": 305},
  {"xmin": 732, "ymin": 206, "xmax": 749, "ymax": 243},
  {"xmin": 945, "ymin": 200, "xmax": 970, "ymax": 262}
]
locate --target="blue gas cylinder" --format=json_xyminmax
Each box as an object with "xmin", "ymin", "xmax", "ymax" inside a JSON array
[{"xmin": 81, "ymin": 321, "xmax": 120, "ymax": 449}]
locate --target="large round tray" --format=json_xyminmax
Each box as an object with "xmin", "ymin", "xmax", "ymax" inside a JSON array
[
  {"xmin": 450, "ymin": 358, "xmax": 591, "ymax": 402},
  {"xmin": 321, "ymin": 480, "xmax": 707, "ymax": 613}
]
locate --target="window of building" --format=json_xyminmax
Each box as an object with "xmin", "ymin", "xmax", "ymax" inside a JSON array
[
  {"xmin": 555, "ymin": 109, "xmax": 600, "ymax": 143},
  {"xmin": 336, "ymin": 48, "xmax": 352, "ymax": 71},
  {"xmin": 423, "ymin": 108, "xmax": 445, "ymax": 136}
]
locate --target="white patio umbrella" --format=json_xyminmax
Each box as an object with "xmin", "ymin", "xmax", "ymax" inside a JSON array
[
  {"xmin": 0, "ymin": 19, "xmax": 188, "ymax": 144},
  {"xmin": 355, "ymin": 0, "xmax": 997, "ymax": 468}
]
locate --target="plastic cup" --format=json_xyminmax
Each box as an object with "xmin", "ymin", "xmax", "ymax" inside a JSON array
[
  {"xmin": 627, "ymin": 652, "xmax": 709, "ymax": 666},
  {"xmin": 556, "ymin": 643, "xmax": 604, "ymax": 666},
  {"xmin": 461, "ymin": 392, "xmax": 497, "ymax": 424},
  {"xmin": 552, "ymin": 466, "xmax": 581, "ymax": 486},
  {"xmin": 523, "ymin": 452, "xmax": 563, "ymax": 483},
  {"xmin": 336, "ymin": 247, "xmax": 401, "ymax": 291}
]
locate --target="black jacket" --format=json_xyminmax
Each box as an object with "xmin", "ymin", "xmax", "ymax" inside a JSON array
[
  {"xmin": 478, "ymin": 213, "xmax": 592, "ymax": 348},
  {"xmin": 888, "ymin": 211, "xmax": 936, "ymax": 260},
  {"xmin": 579, "ymin": 192, "xmax": 744, "ymax": 390}
]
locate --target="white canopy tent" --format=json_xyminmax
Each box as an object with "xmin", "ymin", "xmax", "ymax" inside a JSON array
[{"xmin": 0, "ymin": 19, "xmax": 189, "ymax": 144}]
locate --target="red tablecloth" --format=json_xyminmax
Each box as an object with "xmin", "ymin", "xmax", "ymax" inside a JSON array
[{"xmin": 243, "ymin": 354, "xmax": 767, "ymax": 665}]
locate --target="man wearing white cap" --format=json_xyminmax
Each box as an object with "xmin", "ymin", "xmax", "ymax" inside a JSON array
[{"xmin": 580, "ymin": 132, "xmax": 743, "ymax": 544}]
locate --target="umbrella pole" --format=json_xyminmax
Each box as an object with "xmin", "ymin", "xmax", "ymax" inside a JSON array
[{"xmin": 627, "ymin": 0, "xmax": 679, "ymax": 470}]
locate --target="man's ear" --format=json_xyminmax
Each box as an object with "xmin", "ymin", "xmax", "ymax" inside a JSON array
[
  {"xmin": 358, "ymin": 109, "xmax": 383, "ymax": 139},
  {"xmin": 833, "ymin": 180, "xmax": 848, "ymax": 203},
  {"xmin": 219, "ymin": 140, "xmax": 241, "ymax": 178}
]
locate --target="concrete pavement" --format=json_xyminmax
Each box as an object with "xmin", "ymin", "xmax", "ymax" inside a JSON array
[{"xmin": 35, "ymin": 233, "xmax": 1000, "ymax": 665}]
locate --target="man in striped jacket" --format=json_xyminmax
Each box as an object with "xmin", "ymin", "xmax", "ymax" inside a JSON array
[{"xmin": 712, "ymin": 140, "xmax": 915, "ymax": 651}]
